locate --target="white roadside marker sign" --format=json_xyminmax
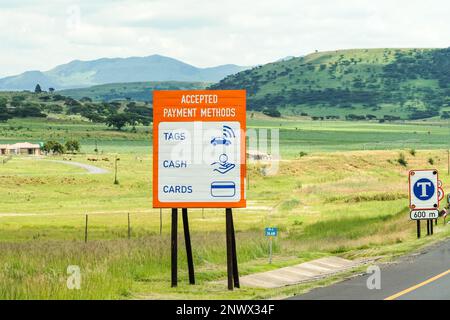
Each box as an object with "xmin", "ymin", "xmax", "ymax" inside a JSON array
[{"xmin": 409, "ymin": 169, "xmax": 439, "ymax": 210}]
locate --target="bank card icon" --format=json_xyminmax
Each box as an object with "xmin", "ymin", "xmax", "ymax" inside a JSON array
[{"xmin": 210, "ymin": 181, "xmax": 236, "ymax": 197}]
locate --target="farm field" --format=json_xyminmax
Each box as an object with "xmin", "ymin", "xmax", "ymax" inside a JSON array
[
  {"xmin": 3, "ymin": 115, "xmax": 450, "ymax": 155},
  {"xmin": 1, "ymin": 116, "xmax": 450, "ymax": 299}
]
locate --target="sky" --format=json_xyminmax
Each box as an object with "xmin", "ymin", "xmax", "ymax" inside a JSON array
[{"xmin": 0, "ymin": 0, "xmax": 449, "ymax": 77}]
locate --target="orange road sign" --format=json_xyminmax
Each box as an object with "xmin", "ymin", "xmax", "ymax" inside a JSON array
[{"xmin": 153, "ymin": 90, "xmax": 246, "ymax": 208}]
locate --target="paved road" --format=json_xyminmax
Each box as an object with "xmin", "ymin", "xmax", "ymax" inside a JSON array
[
  {"xmin": 290, "ymin": 239, "xmax": 450, "ymax": 300},
  {"xmin": 47, "ymin": 160, "xmax": 109, "ymax": 174}
]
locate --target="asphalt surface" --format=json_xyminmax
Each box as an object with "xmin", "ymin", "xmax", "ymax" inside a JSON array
[{"xmin": 290, "ymin": 239, "xmax": 450, "ymax": 300}]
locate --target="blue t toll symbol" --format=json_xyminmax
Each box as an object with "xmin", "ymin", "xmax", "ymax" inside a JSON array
[{"xmin": 413, "ymin": 178, "xmax": 435, "ymax": 201}]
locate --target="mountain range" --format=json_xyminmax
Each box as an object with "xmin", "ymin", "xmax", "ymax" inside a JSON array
[{"xmin": 0, "ymin": 55, "xmax": 248, "ymax": 91}]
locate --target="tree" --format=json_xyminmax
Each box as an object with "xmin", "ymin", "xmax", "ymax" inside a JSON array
[
  {"xmin": 80, "ymin": 97, "xmax": 92, "ymax": 102},
  {"xmin": 49, "ymin": 88, "xmax": 55, "ymax": 93},
  {"xmin": 35, "ymin": 84, "xmax": 42, "ymax": 93},
  {"xmin": 106, "ymin": 113, "xmax": 129, "ymax": 130},
  {"xmin": 11, "ymin": 104, "xmax": 46, "ymax": 118},
  {"xmin": 262, "ymin": 108, "xmax": 281, "ymax": 118},
  {"xmin": 65, "ymin": 140, "xmax": 80, "ymax": 153},
  {"xmin": 0, "ymin": 102, "xmax": 12, "ymax": 122},
  {"xmin": 43, "ymin": 141, "xmax": 65, "ymax": 154}
]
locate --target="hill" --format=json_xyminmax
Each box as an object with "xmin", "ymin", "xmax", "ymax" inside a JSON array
[
  {"xmin": 0, "ymin": 55, "xmax": 247, "ymax": 91},
  {"xmin": 210, "ymin": 48, "xmax": 450, "ymax": 120},
  {"xmin": 59, "ymin": 81, "xmax": 208, "ymax": 102}
]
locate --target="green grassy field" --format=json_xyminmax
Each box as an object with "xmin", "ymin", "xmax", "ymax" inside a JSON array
[
  {"xmin": 1, "ymin": 116, "xmax": 450, "ymax": 299},
  {"xmin": 3, "ymin": 114, "xmax": 450, "ymax": 155}
]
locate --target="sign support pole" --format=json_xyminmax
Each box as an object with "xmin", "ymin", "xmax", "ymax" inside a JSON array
[
  {"xmin": 226, "ymin": 208, "xmax": 234, "ymax": 290},
  {"xmin": 417, "ymin": 220, "xmax": 421, "ymax": 239},
  {"xmin": 426, "ymin": 220, "xmax": 430, "ymax": 236},
  {"xmin": 182, "ymin": 208, "xmax": 195, "ymax": 285},
  {"xmin": 225, "ymin": 208, "xmax": 239, "ymax": 290},
  {"xmin": 230, "ymin": 210, "xmax": 240, "ymax": 288},
  {"xmin": 269, "ymin": 236, "xmax": 273, "ymax": 264},
  {"xmin": 430, "ymin": 219, "xmax": 434, "ymax": 235},
  {"xmin": 171, "ymin": 208, "xmax": 178, "ymax": 287}
]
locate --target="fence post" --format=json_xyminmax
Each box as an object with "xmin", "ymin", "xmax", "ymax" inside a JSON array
[
  {"xmin": 128, "ymin": 212, "xmax": 131, "ymax": 239},
  {"xmin": 85, "ymin": 214, "xmax": 88, "ymax": 243},
  {"xmin": 160, "ymin": 208, "xmax": 162, "ymax": 235}
]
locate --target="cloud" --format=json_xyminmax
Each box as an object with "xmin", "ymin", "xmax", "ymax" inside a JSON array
[{"xmin": 0, "ymin": 0, "xmax": 449, "ymax": 76}]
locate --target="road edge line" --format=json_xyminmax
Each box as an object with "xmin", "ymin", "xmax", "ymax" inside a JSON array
[{"xmin": 384, "ymin": 269, "xmax": 450, "ymax": 300}]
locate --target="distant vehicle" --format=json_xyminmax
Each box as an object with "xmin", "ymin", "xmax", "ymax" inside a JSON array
[{"xmin": 211, "ymin": 137, "xmax": 231, "ymax": 146}]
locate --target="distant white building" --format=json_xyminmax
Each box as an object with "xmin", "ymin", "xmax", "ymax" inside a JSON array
[{"xmin": 0, "ymin": 142, "xmax": 42, "ymax": 155}]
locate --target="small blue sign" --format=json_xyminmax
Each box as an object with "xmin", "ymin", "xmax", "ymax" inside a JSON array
[
  {"xmin": 265, "ymin": 227, "xmax": 278, "ymax": 237},
  {"xmin": 413, "ymin": 178, "xmax": 435, "ymax": 201}
]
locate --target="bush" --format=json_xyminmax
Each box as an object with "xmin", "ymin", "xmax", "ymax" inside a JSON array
[
  {"xmin": 43, "ymin": 141, "xmax": 65, "ymax": 154},
  {"xmin": 397, "ymin": 153, "xmax": 408, "ymax": 167},
  {"xmin": 65, "ymin": 140, "xmax": 80, "ymax": 153},
  {"xmin": 262, "ymin": 108, "xmax": 281, "ymax": 118},
  {"xmin": 11, "ymin": 105, "xmax": 46, "ymax": 118}
]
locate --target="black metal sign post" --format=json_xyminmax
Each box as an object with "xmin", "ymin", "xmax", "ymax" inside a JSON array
[
  {"xmin": 171, "ymin": 208, "xmax": 196, "ymax": 287},
  {"xmin": 171, "ymin": 208, "xmax": 178, "ymax": 287},
  {"xmin": 430, "ymin": 219, "xmax": 434, "ymax": 235},
  {"xmin": 171, "ymin": 207, "xmax": 239, "ymax": 289},
  {"xmin": 230, "ymin": 211, "xmax": 240, "ymax": 288},
  {"xmin": 226, "ymin": 208, "xmax": 239, "ymax": 290},
  {"xmin": 417, "ymin": 220, "xmax": 421, "ymax": 239},
  {"xmin": 182, "ymin": 208, "xmax": 195, "ymax": 285}
]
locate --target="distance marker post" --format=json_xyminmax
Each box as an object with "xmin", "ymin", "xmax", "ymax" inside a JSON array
[
  {"xmin": 264, "ymin": 227, "xmax": 278, "ymax": 262},
  {"xmin": 268, "ymin": 236, "xmax": 273, "ymax": 264}
]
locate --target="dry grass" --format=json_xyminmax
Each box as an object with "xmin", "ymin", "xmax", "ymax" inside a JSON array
[{"xmin": 0, "ymin": 148, "xmax": 449, "ymax": 298}]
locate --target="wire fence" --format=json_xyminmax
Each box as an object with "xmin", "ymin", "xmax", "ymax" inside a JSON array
[{"xmin": 0, "ymin": 207, "xmax": 258, "ymax": 242}]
